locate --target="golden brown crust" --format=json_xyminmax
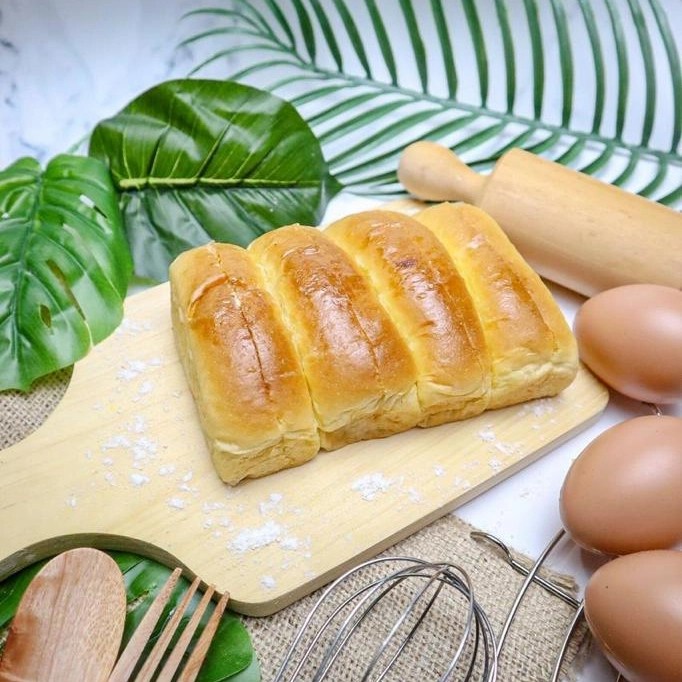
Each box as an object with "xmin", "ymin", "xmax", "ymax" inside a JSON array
[
  {"xmin": 324, "ymin": 210, "xmax": 491, "ymax": 426},
  {"xmin": 248, "ymin": 225, "xmax": 420, "ymax": 449},
  {"xmin": 414, "ymin": 202, "xmax": 578, "ymax": 407},
  {"xmin": 170, "ymin": 203, "xmax": 578, "ymax": 484},
  {"xmin": 170, "ymin": 242, "xmax": 319, "ymax": 485}
]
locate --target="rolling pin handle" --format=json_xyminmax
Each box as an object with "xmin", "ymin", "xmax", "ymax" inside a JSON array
[{"xmin": 398, "ymin": 141, "xmax": 486, "ymax": 204}]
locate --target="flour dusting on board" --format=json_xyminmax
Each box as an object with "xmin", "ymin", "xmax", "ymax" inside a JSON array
[
  {"xmin": 475, "ymin": 424, "xmax": 523, "ymax": 468},
  {"xmin": 477, "ymin": 427, "xmax": 497, "ymax": 443},
  {"xmin": 351, "ymin": 472, "xmax": 393, "ymax": 501},
  {"xmin": 259, "ymin": 492, "xmax": 284, "ymax": 515},
  {"xmin": 117, "ymin": 358, "xmax": 162, "ymax": 382},
  {"xmin": 229, "ymin": 520, "xmax": 283, "ymax": 553},
  {"xmin": 519, "ymin": 397, "xmax": 560, "ymax": 420},
  {"xmin": 261, "ymin": 575, "xmax": 277, "ymax": 590},
  {"xmin": 115, "ymin": 317, "xmax": 153, "ymax": 337},
  {"xmin": 130, "ymin": 473, "xmax": 150, "ymax": 487}
]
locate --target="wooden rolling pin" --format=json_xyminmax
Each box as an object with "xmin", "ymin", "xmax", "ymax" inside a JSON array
[{"xmin": 398, "ymin": 141, "xmax": 682, "ymax": 297}]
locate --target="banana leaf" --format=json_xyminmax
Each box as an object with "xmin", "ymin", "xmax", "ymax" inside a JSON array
[
  {"xmin": 0, "ymin": 155, "xmax": 131, "ymax": 392},
  {"xmin": 89, "ymin": 79, "xmax": 341, "ymax": 283},
  {"xmin": 180, "ymin": 0, "xmax": 681, "ymax": 206},
  {"xmin": 0, "ymin": 551, "xmax": 260, "ymax": 681}
]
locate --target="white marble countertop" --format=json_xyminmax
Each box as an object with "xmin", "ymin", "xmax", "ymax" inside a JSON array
[{"xmin": 2, "ymin": 2, "xmax": 680, "ymax": 680}]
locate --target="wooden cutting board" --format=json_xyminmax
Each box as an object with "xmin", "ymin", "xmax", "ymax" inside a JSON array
[{"xmin": 0, "ymin": 281, "xmax": 608, "ymax": 616}]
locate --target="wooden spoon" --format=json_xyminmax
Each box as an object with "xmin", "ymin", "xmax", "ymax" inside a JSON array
[{"xmin": 0, "ymin": 547, "xmax": 126, "ymax": 682}]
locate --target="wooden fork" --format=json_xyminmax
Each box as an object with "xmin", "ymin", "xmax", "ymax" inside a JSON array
[{"xmin": 108, "ymin": 568, "xmax": 229, "ymax": 682}]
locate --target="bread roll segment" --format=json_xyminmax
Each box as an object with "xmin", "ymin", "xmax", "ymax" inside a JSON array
[
  {"xmin": 248, "ymin": 225, "xmax": 421, "ymax": 450},
  {"xmin": 170, "ymin": 203, "xmax": 578, "ymax": 485},
  {"xmin": 169, "ymin": 242, "xmax": 319, "ymax": 485},
  {"xmin": 325, "ymin": 211, "xmax": 491, "ymax": 427},
  {"xmin": 414, "ymin": 202, "xmax": 578, "ymax": 408}
]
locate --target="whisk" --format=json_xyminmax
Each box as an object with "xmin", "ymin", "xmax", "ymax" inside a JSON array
[
  {"xmin": 273, "ymin": 535, "xmax": 582, "ymax": 681},
  {"xmin": 273, "ymin": 554, "xmax": 499, "ymax": 681}
]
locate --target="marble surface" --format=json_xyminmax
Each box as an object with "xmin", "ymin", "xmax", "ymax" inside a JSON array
[
  {"xmin": 2, "ymin": 2, "xmax": 681, "ymax": 680},
  {"xmin": 1, "ymin": 0, "xmax": 200, "ymax": 164}
]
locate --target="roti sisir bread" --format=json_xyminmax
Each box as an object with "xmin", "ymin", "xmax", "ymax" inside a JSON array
[{"xmin": 169, "ymin": 203, "xmax": 578, "ymax": 485}]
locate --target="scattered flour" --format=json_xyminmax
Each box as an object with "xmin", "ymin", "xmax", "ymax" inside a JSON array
[
  {"xmin": 477, "ymin": 425, "xmax": 521, "ymax": 459},
  {"xmin": 130, "ymin": 473, "xmax": 150, "ymax": 487},
  {"xmin": 452, "ymin": 476, "xmax": 472, "ymax": 490},
  {"xmin": 129, "ymin": 415, "xmax": 147, "ymax": 433},
  {"xmin": 351, "ymin": 473, "xmax": 392, "ymax": 501},
  {"xmin": 132, "ymin": 437, "xmax": 157, "ymax": 463},
  {"xmin": 520, "ymin": 398, "xmax": 557, "ymax": 418},
  {"xmin": 405, "ymin": 487, "xmax": 422, "ymax": 503},
  {"xmin": 117, "ymin": 360, "xmax": 149, "ymax": 381},
  {"xmin": 477, "ymin": 427, "xmax": 497, "ymax": 442},
  {"xmin": 133, "ymin": 380, "xmax": 155, "ymax": 401},
  {"xmin": 115, "ymin": 317, "xmax": 153, "ymax": 337},
  {"xmin": 116, "ymin": 357, "xmax": 163, "ymax": 382},
  {"xmin": 488, "ymin": 458, "xmax": 503, "ymax": 472},
  {"xmin": 101, "ymin": 435, "xmax": 131, "ymax": 450},
  {"xmin": 259, "ymin": 492, "xmax": 284, "ymax": 515},
  {"xmin": 66, "ymin": 495, "xmax": 77, "ymax": 508},
  {"xmin": 279, "ymin": 536, "xmax": 300, "ymax": 551},
  {"xmin": 98, "ymin": 428, "xmax": 161, "ymax": 487},
  {"xmin": 228, "ymin": 520, "xmax": 304, "ymax": 555},
  {"xmin": 261, "ymin": 575, "xmax": 277, "ymax": 590},
  {"xmin": 493, "ymin": 441, "xmax": 518, "ymax": 456},
  {"xmin": 230, "ymin": 520, "xmax": 282, "ymax": 553},
  {"xmin": 167, "ymin": 497, "xmax": 186, "ymax": 510}
]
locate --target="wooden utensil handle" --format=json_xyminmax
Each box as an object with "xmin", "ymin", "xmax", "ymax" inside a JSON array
[
  {"xmin": 398, "ymin": 141, "xmax": 486, "ymax": 203},
  {"xmin": 398, "ymin": 141, "xmax": 682, "ymax": 297}
]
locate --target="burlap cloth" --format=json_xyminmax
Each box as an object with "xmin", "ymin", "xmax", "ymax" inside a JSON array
[{"xmin": 1, "ymin": 371, "xmax": 591, "ymax": 681}]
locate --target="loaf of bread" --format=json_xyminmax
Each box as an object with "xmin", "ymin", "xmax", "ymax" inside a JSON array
[{"xmin": 169, "ymin": 202, "xmax": 578, "ymax": 485}]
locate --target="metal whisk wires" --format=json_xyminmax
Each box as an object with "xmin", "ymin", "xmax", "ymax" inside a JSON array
[{"xmin": 273, "ymin": 555, "xmax": 497, "ymax": 681}]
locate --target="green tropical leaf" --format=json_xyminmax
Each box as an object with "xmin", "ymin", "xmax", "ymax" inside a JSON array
[
  {"xmin": 181, "ymin": 0, "xmax": 682, "ymax": 206},
  {"xmin": 0, "ymin": 551, "xmax": 258, "ymax": 681},
  {"xmin": 89, "ymin": 79, "xmax": 340, "ymax": 283},
  {"xmin": 0, "ymin": 155, "xmax": 131, "ymax": 392},
  {"xmin": 115, "ymin": 553, "xmax": 255, "ymax": 680}
]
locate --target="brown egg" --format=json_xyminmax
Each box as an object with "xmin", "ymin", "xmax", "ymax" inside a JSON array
[
  {"xmin": 560, "ymin": 415, "xmax": 682, "ymax": 555},
  {"xmin": 574, "ymin": 284, "xmax": 682, "ymax": 404},
  {"xmin": 585, "ymin": 549, "xmax": 682, "ymax": 682}
]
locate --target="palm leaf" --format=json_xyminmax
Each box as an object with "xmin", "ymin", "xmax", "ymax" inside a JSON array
[{"xmin": 181, "ymin": 0, "xmax": 682, "ymax": 206}]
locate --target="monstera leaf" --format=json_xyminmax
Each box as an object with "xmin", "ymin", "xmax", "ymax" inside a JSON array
[
  {"xmin": 0, "ymin": 552, "xmax": 260, "ymax": 681},
  {"xmin": 0, "ymin": 155, "xmax": 131, "ymax": 391},
  {"xmin": 89, "ymin": 79, "xmax": 340, "ymax": 282},
  {"xmin": 182, "ymin": 0, "xmax": 681, "ymax": 206}
]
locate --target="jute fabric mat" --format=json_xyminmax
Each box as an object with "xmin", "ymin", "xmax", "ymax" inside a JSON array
[{"xmin": 1, "ymin": 370, "xmax": 590, "ymax": 681}]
